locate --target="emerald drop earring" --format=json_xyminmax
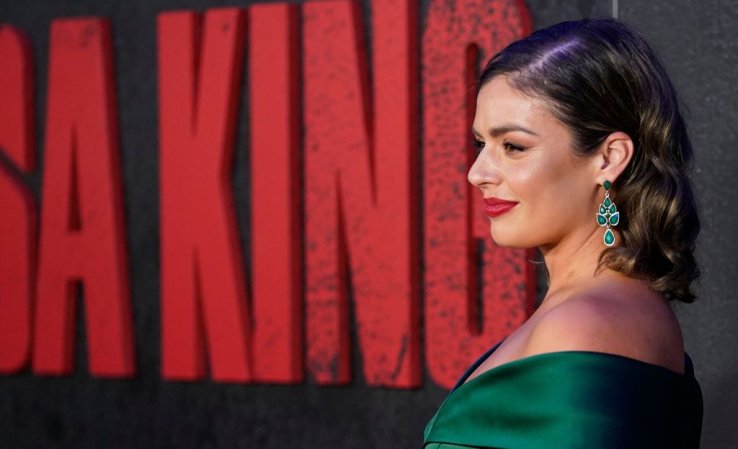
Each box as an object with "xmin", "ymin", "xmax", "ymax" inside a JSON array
[{"xmin": 596, "ymin": 180, "xmax": 619, "ymax": 247}]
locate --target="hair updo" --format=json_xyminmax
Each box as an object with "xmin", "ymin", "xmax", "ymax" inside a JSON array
[{"xmin": 479, "ymin": 18, "xmax": 700, "ymax": 303}]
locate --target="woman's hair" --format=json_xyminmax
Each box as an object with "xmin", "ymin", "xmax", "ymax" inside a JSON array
[{"xmin": 479, "ymin": 18, "xmax": 700, "ymax": 303}]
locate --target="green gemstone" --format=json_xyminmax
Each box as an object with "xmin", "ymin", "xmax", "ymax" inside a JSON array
[
  {"xmin": 604, "ymin": 180, "xmax": 611, "ymax": 190},
  {"xmin": 609, "ymin": 203, "xmax": 617, "ymax": 213},
  {"xmin": 610, "ymin": 211, "xmax": 620, "ymax": 226},
  {"xmin": 599, "ymin": 205, "xmax": 607, "ymax": 214},
  {"xmin": 604, "ymin": 228, "xmax": 615, "ymax": 246},
  {"xmin": 604, "ymin": 197, "xmax": 612, "ymax": 207},
  {"xmin": 597, "ymin": 214, "xmax": 607, "ymax": 225}
]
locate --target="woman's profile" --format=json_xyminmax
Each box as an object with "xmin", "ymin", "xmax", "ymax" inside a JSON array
[{"xmin": 423, "ymin": 18, "xmax": 703, "ymax": 449}]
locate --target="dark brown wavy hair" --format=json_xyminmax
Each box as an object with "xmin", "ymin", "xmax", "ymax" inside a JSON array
[{"xmin": 479, "ymin": 18, "xmax": 700, "ymax": 303}]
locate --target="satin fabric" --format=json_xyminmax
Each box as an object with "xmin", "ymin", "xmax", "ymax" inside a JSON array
[{"xmin": 424, "ymin": 339, "xmax": 703, "ymax": 449}]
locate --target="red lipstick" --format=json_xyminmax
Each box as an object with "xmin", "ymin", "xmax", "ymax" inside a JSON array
[{"xmin": 484, "ymin": 197, "xmax": 519, "ymax": 217}]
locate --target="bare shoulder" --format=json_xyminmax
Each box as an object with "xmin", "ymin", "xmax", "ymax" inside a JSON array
[{"xmin": 525, "ymin": 278, "xmax": 686, "ymax": 373}]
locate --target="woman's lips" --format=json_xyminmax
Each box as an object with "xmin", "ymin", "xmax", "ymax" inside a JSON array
[{"xmin": 484, "ymin": 197, "xmax": 519, "ymax": 217}]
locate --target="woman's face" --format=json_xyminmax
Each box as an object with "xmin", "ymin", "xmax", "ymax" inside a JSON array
[{"xmin": 469, "ymin": 76, "xmax": 599, "ymax": 249}]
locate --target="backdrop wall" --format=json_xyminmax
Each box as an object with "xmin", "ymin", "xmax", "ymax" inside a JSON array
[{"xmin": 0, "ymin": 0, "xmax": 735, "ymax": 448}]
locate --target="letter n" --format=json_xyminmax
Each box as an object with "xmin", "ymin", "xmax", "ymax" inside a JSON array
[
  {"xmin": 422, "ymin": 0, "xmax": 535, "ymax": 388},
  {"xmin": 157, "ymin": 9, "xmax": 250, "ymax": 382},
  {"xmin": 33, "ymin": 19, "xmax": 134, "ymax": 377},
  {"xmin": 303, "ymin": 0, "xmax": 420, "ymax": 387}
]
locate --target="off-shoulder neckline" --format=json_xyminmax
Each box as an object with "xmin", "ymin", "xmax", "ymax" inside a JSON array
[{"xmin": 453, "ymin": 338, "xmax": 695, "ymax": 394}]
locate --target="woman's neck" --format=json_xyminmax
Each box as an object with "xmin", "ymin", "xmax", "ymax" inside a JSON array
[{"xmin": 538, "ymin": 225, "xmax": 617, "ymax": 310}]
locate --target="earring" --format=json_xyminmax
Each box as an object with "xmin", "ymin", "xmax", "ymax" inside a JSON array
[{"xmin": 596, "ymin": 180, "xmax": 619, "ymax": 246}]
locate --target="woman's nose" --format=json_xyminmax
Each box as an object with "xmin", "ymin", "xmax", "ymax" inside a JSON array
[{"xmin": 467, "ymin": 149, "xmax": 500, "ymax": 187}]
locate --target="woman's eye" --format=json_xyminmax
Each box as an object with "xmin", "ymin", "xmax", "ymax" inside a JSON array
[
  {"xmin": 503, "ymin": 141, "xmax": 526, "ymax": 152},
  {"xmin": 472, "ymin": 140, "xmax": 485, "ymax": 153}
]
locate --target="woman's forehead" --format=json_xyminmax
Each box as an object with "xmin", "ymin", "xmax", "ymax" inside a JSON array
[{"xmin": 474, "ymin": 77, "xmax": 556, "ymax": 133}]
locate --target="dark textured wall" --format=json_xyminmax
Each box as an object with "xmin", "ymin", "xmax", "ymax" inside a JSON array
[
  {"xmin": 0, "ymin": 0, "xmax": 735, "ymax": 448},
  {"xmin": 620, "ymin": 2, "xmax": 738, "ymax": 448}
]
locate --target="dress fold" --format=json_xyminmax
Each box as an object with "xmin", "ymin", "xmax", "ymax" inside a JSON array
[{"xmin": 424, "ymin": 340, "xmax": 703, "ymax": 449}]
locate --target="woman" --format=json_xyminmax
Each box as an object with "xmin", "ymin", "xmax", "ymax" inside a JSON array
[{"xmin": 423, "ymin": 18, "xmax": 703, "ymax": 449}]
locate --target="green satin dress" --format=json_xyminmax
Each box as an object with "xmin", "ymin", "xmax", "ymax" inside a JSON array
[{"xmin": 424, "ymin": 339, "xmax": 703, "ymax": 449}]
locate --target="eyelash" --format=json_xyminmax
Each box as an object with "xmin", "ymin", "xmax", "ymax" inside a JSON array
[
  {"xmin": 472, "ymin": 140, "xmax": 526, "ymax": 153},
  {"xmin": 504, "ymin": 141, "xmax": 526, "ymax": 152}
]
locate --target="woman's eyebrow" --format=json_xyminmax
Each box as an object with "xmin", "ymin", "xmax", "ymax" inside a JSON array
[{"xmin": 472, "ymin": 125, "xmax": 539, "ymax": 138}]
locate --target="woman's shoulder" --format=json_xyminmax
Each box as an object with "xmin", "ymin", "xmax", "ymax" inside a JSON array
[{"xmin": 524, "ymin": 277, "xmax": 686, "ymax": 374}]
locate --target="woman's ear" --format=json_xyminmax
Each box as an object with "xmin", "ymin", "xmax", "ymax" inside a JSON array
[{"xmin": 595, "ymin": 131, "xmax": 634, "ymax": 184}]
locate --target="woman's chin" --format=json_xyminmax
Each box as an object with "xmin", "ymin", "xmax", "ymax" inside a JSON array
[
  {"xmin": 488, "ymin": 223, "xmax": 532, "ymax": 248},
  {"xmin": 489, "ymin": 222, "xmax": 522, "ymax": 248},
  {"xmin": 488, "ymin": 232, "xmax": 532, "ymax": 249}
]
